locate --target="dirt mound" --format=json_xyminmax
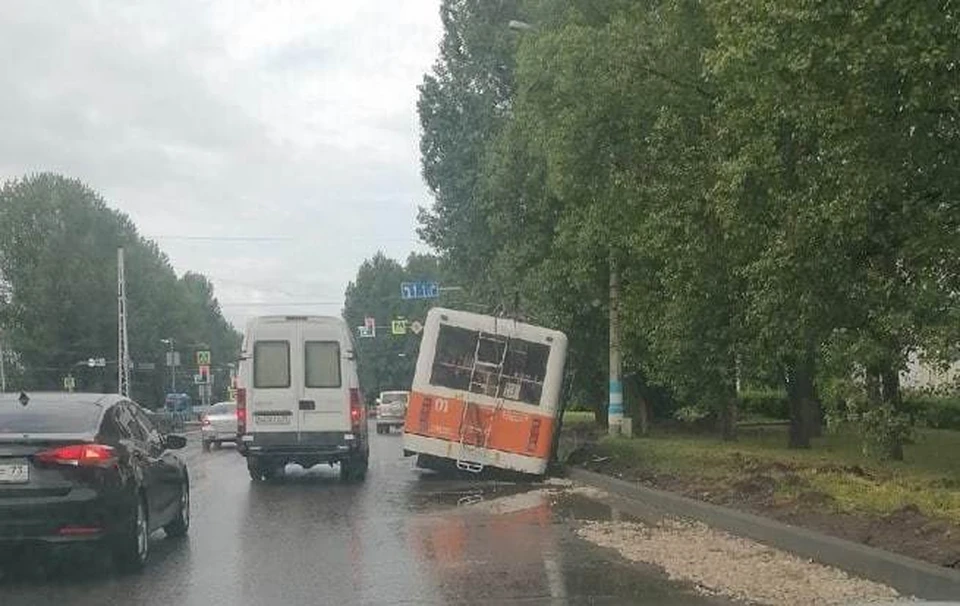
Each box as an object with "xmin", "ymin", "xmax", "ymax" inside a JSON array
[{"xmin": 575, "ymin": 448, "xmax": 960, "ymax": 569}]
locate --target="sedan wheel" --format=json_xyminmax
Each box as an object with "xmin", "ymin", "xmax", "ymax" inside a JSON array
[
  {"xmin": 114, "ymin": 497, "xmax": 149, "ymax": 573},
  {"xmin": 164, "ymin": 479, "xmax": 190, "ymax": 538}
]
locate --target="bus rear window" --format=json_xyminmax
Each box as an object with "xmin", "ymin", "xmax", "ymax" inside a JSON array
[
  {"xmin": 429, "ymin": 325, "xmax": 549, "ymax": 405},
  {"xmin": 254, "ymin": 340, "xmax": 290, "ymax": 388},
  {"xmin": 305, "ymin": 341, "xmax": 341, "ymax": 388}
]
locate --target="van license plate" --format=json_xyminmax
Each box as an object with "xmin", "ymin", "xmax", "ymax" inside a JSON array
[
  {"xmin": 256, "ymin": 414, "xmax": 291, "ymax": 426},
  {"xmin": 0, "ymin": 462, "xmax": 29, "ymax": 483}
]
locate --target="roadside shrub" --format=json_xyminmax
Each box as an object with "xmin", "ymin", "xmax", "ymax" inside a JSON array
[
  {"xmin": 674, "ymin": 405, "xmax": 711, "ymax": 424},
  {"xmin": 850, "ymin": 402, "xmax": 913, "ymax": 461},
  {"xmin": 739, "ymin": 389, "xmax": 788, "ymax": 420},
  {"xmin": 902, "ymin": 394, "xmax": 960, "ymax": 430}
]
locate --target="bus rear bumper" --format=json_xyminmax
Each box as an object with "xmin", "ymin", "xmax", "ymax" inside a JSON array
[{"xmin": 401, "ymin": 432, "xmax": 547, "ymax": 476}]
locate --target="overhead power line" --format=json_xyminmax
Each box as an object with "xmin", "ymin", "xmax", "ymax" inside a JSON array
[
  {"xmin": 218, "ymin": 301, "xmax": 342, "ymax": 307},
  {"xmin": 150, "ymin": 236, "xmax": 294, "ymax": 242}
]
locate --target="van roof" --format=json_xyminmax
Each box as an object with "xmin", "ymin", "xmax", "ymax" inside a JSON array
[{"xmin": 245, "ymin": 315, "xmax": 346, "ymax": 327}]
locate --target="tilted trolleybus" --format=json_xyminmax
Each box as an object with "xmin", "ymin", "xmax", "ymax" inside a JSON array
[{"xmin": 402, "ymin": 308, "xmax": 568, "ymax": 476}]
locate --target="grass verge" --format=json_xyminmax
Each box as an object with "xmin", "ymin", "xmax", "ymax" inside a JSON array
[{"xmin": 580, "ymin": 424, "xmax": 960, "ymax": 525}]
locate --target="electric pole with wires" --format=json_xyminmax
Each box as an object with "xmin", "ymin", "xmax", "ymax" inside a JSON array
[{"xmin": 117, "ymin": 248, "xmax": 131, "ymax": 398}]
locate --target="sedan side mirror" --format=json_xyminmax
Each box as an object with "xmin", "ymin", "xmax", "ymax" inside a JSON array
[
  {"xmin": 375, "ymin": 398, "xmax": 382, "ymax": 406},
  {"xmin": 165, "ymin": 434, "xmax": 188, "ymax": 450}
]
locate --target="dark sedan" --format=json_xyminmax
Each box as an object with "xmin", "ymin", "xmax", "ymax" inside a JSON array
[{"xmin": 0, "ymin": 392, "xmax": 190, "ymax": 572}]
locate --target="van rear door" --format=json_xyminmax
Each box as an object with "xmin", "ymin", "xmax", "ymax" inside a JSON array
[
  {"xmin": 298, "ymin": 320, "xmax": 350, "ymax": 434},
  {"xmin": 250, "ymin": 323, "xmax": 297, "ymax": 433}
]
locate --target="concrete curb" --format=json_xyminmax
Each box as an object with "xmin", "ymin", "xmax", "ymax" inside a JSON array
[{"xmin": 568, "ymin": 467, "xmax": 960, "ymax": 601}]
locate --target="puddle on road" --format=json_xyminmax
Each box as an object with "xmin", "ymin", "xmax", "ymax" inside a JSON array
[
  {"xmin": 404, "ymin": 481, "xmax": 731, "ymax": 605},
  {"xmin": 408, "ymin": 479, "xmax": 538, "ymax": 512},
  {"xmin": 550, "ymin": 491, "xmax": 642, "ymax": 524}
]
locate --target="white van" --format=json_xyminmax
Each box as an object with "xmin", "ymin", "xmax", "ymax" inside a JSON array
[{"xmin": 236, "ymin": 315, "xmax": 368, "ymax": 482}]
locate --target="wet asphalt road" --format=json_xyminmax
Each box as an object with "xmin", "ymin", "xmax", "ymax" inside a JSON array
[{"xmin": 0, "ymin": 424, "xmax": 727, "ymax": 605}]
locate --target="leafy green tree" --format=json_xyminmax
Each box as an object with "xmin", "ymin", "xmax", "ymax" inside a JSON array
[
  {"xmin": 417, "ymin": 0, "xmax": 523, "ymax": 284},
  {"xmin": 705, "ymin": 0, "xmax": 960, "ymax": 453},
  {"xmin": 415, "ymin": 0, "xmax": 960, "ymax": 456},
  {"xmin": 0, "ymin": 173, "xmax": 240, "ymax": 407},
  {"xmin": 342, "ymin": 252, "xmax": 463, "ymax": 403}
]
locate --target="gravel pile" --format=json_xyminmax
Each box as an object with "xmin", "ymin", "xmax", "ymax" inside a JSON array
[{"xmin": 577, "ymin": 518, "xmax": 901, "ymax": 605}]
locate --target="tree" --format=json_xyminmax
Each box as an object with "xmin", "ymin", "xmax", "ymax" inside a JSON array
[
  {"xmin": 477, "ymin": 1, "xmax": 740, "ymax": 432},
  {"xmin": 342, "ymin": 252, "xmax": 463, "ymax": 403},
  {"xmin": 415, "ymin": 0, "xmax": 960, "ymax": 455},
  {"xmin": 706, "ymin": 0, "xmax": 960, "ymax": 452},
  {"xmin": 0, "ymin": 173, "xmax": 241, "ymax": 406},
  {"xmin": 417, "ymin": 0, "xmax": 523, "ymax": 284}
]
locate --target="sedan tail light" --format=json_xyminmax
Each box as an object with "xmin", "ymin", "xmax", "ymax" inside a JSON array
[
  {"xmin": 201, "ymin": 415, "xmax": 211, "ymax": 427},
  {"xmin": 35, "ymin": 444, "xmax": 117, "ymax": 467},
  {"xmin": 58, "ymin": 526, "xmax": 103, "ymax": 536},
  {"xmin": 236, "ymin": 387, "xmax": 247, "ymax": 434}
]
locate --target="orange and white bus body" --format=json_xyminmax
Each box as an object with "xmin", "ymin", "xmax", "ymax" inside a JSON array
[{"xmin": 402, "ymin": 308, "xmax": 568, "ymax": 476}]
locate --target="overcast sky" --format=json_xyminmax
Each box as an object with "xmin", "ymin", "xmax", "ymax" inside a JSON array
[{"xmin": 0, "ymin": 1, "xmax": 442, "ymax": 328}]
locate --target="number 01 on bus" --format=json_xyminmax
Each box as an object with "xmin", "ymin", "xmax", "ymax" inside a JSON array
[{"xmin": 402, "ymin": 308, "xmax": 568, "ymax": 476}]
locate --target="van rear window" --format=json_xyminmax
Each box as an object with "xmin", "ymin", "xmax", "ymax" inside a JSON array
[
  {"xmin": 305, "ymin": 341, "xmax": 341, "ymax": 388},
  {"xmin": 254, "ymin": 340, "xmax": 290, "ymax": 388}
]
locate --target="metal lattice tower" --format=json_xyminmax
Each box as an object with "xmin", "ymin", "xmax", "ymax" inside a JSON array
[{"xmin": 117, "ymin": 247, "xmax": 131, "ymax": 398}]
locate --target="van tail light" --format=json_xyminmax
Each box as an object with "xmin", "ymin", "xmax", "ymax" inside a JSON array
[
  {"xmin": 349, "ymin": 388, "xmax": 364, "ymax": 430},
  {"xmin": 35, "ymin": 444, "xmax": 117, "ymax": 467},
  {"xmin": 236, "ymin": 387, "xmax": 247, "ymax": 434}
]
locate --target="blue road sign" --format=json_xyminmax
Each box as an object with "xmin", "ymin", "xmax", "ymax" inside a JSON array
[{"xmin": 400, "ymin": 281, "xmax": 440, "ymax": 300}]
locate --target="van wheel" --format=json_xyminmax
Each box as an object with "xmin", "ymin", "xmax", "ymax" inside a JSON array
[
  {"xmin": 247, "ymin": 459, "xmax": 264, "ymax": 482},
  {"xmin": 262, "ymin": 464, "xmax": 284, "ymax": 481},
  {"xmin": 340, "ymin": 457, "xmax": 367, "ymax": 483}
]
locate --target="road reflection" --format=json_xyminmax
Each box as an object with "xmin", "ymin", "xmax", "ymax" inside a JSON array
[{"xmin": 407, "ymin": 485, "xmax": 569, "ymax": 603}]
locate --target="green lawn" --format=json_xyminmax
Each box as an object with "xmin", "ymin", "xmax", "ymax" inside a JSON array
[
  {"xmin": 561, "ymin": 410, "xmax": 596, "ymax": 429},
  {"xmin": 578, "ymin": 421, "xmax": 960, "ymax": 524}
]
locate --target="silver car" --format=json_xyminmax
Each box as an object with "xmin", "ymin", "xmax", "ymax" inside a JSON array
[
  {"xmin": 376, "ymin": 391, "xmax": 408, "ymax": 434},
  {"xmin": 201, "ymin": 401, "xmax": 239, "ymax": 450}
]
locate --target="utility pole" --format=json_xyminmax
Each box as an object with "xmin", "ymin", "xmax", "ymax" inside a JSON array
[
  {"xmin": 117, "ymin": 248, "xmax": 131, "ymax": 398},
  {"xmin": 608, "ymin": 255, "xmax": 624, "ymax": 436},
  {"xmin": 162, "ymin": 338, "xmax": 176, "ymax": 393}
]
